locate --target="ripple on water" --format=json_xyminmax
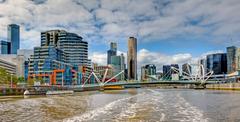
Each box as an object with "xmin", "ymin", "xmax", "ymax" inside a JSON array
[
  {"xmin": 64, "ymin": 93, "xmax": 144, "ymax": 122},
  {"xmin": 0, "ymin": 89, "xmax": 229, "ymax": 122}
]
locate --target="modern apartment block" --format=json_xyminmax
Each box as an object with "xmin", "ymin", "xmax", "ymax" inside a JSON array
[
  {"xmin": 8, "ymin": 24, "xmax": 20, "ymax": 54},
  {"xmin": 27, "ymin": 30, "xmax": 88, "ymax": 85},
  {"xmin": 127, "ymin": 37, "xmax": 137, "ymax": 80},
  {"xmin": 40, "ymin": 30, "xmax": 88, "ymax": 66}
]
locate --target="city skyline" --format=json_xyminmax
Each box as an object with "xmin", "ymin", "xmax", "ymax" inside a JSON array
[{"xmin": 0, "ymin": 0, "xmax": 239, "ymax": 71}]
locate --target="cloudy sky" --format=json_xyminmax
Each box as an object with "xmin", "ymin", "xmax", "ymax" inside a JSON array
[{"xmin": 0, "ymin": 0, "xmax": 239, "ymax": 71}]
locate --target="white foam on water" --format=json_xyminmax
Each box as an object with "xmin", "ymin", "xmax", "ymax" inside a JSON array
[
  {"xmin": 116, "ymin": 89, "xmax": 168, "ymax": 121},
  {"xmin": 160, "ymin": 113, "xmax": 166, "ymax": 122},
  {"xmin": 117, "ymin": 102, "xmax": 138, "ymax": 120},
  {"xmin": 64, "ymin": 94, "xmax": 142, "ymax": 122},
  {"xmin": 145, "ymin": 89, "xmax": 209, "ymax": 122},
  {"xmin": 173, "ymin": 94, "xmax": 209, "ymax": 122}
]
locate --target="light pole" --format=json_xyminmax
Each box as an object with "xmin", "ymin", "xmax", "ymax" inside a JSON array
[
  {"xmin": 11, "ymin": 74, "xmax": 13, "ymax": 88},
  {"xmin": 62, "ymin": 71, "xmax": 64, "ymax": 87}
]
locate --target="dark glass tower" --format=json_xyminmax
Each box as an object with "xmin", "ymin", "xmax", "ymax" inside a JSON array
[
  {"xmin": 107, "ymin": 42, "xmax": 117, "ymax": 64},
  {"xmin": 8, "ymin": 24, "xmax": 20, "ymax": 54},
  {"xmin": 0, "ymin": 40, "xmax": 11, "ymax": 54},
  {"xmin": 206, "ymin": 53, "xmax": 227, "ymax": 74}
]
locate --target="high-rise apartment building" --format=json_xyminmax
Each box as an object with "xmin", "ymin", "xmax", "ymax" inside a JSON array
[
  {"xmin": 40, "ymin": 30, "xmax": 88, "ymax": 66},
  {"xmin": 58, "ymin": 31, "xmax": 88, "ymax": 66},
  {"xmin": 28, "ymin": 30, "xmax": 88, "ymax": 85},
  {"xmin": 8, "ymin": 24, "xmax": 20, "ymax": 54},
  {"xmin": 127, "ymin": 37, "xmax": 137, "ymax": 80},
  {"xmin": 107, "ymin": 42, "xmax": 117, "ymax": 64}
]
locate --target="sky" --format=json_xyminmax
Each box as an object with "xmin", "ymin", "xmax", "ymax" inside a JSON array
[{"xmin": 0, "ymin": 0, "xmax": 240, "ymax": 72}]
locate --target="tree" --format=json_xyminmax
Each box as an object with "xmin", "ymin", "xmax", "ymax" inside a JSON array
[
  {"xmin": 0, "ymin": 68, "xmax": 9, "ymax": 84},
  {"xmin": 27, "ymin": 78, "xmax": 35, "ymax": 86},
  {"xmin": 37, "ymin": 77, "xmax": 44, "ymax": 84},
  {"xmin": 17, "ymin": 77, "xmax": 25, "ymax": 83}
]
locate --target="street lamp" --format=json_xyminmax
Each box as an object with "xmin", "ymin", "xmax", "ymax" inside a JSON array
[{"xmin": 11, "ymin": 74, "xmax": 13, "ymax": 88}]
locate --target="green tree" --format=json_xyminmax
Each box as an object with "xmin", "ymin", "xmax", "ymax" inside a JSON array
[
  {"xmin": 37, "ymin": 77, "xmax": 44, "ymax": 84},
  {"xmin": 17, "ymin": 77, "xmax": 25, "ymax": 83},
  {"xmin": 27, "ymin": 78, "xmax": 35, "ymax": 86},
  {"xmin": 0, "ymin": 68, "xmax": 10, "ymax": 84}
]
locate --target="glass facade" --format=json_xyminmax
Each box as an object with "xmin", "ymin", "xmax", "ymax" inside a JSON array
[
  {"xmin": 141, "ymin": 64, "xmax": 156, "ymax": 81},
  {"xmin": 162, "ymin": 64, "xmax": 179, "ymax": 80},
  {"xmin": 111, "ymin": 54, "xmax": 125, "ymax": 80},
  {"xmin": 0, "ymin": 40, "xmax": 10, "ymax": 54},
  {"xmin": 28, "ymin": 30, "xmax": 88, "ymax": 85},
  {"xmin": 163, "ymin": 65, "xmax": 171, "ymax": 79},
  {"xmin": 182, "ymin": 63, "xmax": 191, "ymax": 76},
  {"xmin": 8, "ymin": 24, "xmax": 20, "ymax": 54},
  {"xmin": 226, "ymin": 46, "xmax": 240, "ymax": 73},
  {"xmin": 206, "ymin": 53, "xmax": 227, "ymax": 75},
  {"xmin": 40, "ymin": 30, "xmax": 88, "ymax": 66},
  {"xmin": 58, "ymin": 31, "xmax": 88, "ymax": 66},
  {"xmin": 107, "ymin": 42, "xmax": 117, "ymax": 65}
]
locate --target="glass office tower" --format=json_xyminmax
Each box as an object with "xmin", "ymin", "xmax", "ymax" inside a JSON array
[
  {"xmin": 8, "ymin": 24, "xmax": 20, "ymax": 54},
  {"xmin": 107, "ymin": 42, "xmax": 117, "ymax": 65},
  {"xmin": 0, "ymin": 40, "xmax": 11, "ymax": 54},
  {"xmin": 206, "ymin": 53, "xmax": 227, "ymax": 74}
]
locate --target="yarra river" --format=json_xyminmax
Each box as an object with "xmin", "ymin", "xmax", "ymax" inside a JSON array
[{"xmin": 0, "ymin": 88, "xmax": 240, "ymax": 122}]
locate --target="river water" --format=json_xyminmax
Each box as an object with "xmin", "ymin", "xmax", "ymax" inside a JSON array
[{"xmin": 0, "ymin": 88, "xmax": 240, "ymax": 122}]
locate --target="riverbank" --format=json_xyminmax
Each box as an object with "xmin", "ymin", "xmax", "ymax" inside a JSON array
[
  {"xmin": 206, "ymin": 82, "xmax": 240, "ymax": 90},
  {"xmin": 2, "ymin": 82, "xmax": 240, "ymax": 96},
  {"xmin": 0, "ymin": 87, "xmax": 25, "ymax": 96}
]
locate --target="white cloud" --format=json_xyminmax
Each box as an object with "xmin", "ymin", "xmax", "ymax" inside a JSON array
[
  {"xmin": 138, "ymin": 49, "xmax": 192, "ymax": 71},
  {"xmin": 90, "ymin": 49, "xmax": 192, "ymax": 72},
  {"xmin": 0, "ymin": 0, "xmax": 239, "ymax": 51},
  {"xmin": 89, "ymin": 52, "xmax": 107, "ymax": 65}
]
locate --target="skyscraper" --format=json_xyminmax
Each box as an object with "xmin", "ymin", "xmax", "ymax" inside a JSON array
[
  {"xmin": 107, "ymin": 42, "xmax": 117, "ymax": 64},
  {"xmin": 28, "ymin": 30, "xmax": 88, "ymax": 85},
  {"xmin": 111, "ymin": 54, "xmax": 125, "ymax": 80},
  {"xmin": 206, "ymin": 53, "xmax": 227, "ymax": 74},
  {"xmin": 41, "ymin": 30, "xmax": 88, "ymax": 66},
  {"xmin": 182, "ymin": 63, "xmax": 192, "ymax": 76},
  {"xmin": 163, "ymin": 65, "xmax": 171, "ymax": 79},
  {"xmin": 8, "ymin": 24, "xmax": 20, "ymax": 54},
  {"xmin": 127, "ymin": 37, "xmax": 137, "ymax": 80},
  {"xmin": 0, "ymin": 40, "xmax": 11, "ymax": 54},
  {"xmin": 162, "ymin": 64, "xmax": 179, "ymax": 80},
  {"xmin": 141, "ymin": 64, "xmax": 156, "ymax": 81},
  {"xmin": 227, "ymin": 46, "xmax": 240, "ymax": 73}
]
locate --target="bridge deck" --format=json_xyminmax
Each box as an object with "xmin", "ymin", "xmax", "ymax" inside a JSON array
[{"xmin": 74, "ymin": 80, "xmax": 219, "ymax": 88}]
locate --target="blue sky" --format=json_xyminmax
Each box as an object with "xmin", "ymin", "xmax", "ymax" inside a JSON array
[{"xmin": 0, "ymin": 0, "xmax": 239, "ymax": 71}]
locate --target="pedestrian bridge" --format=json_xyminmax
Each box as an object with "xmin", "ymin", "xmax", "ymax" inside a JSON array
[
  {"xmin": 74, "ymin": 80, "xmax": 219, "ymax": 89},
  {"xmin": 76, "ymin": 64, "xmax": 220, "ymax": 89}
]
